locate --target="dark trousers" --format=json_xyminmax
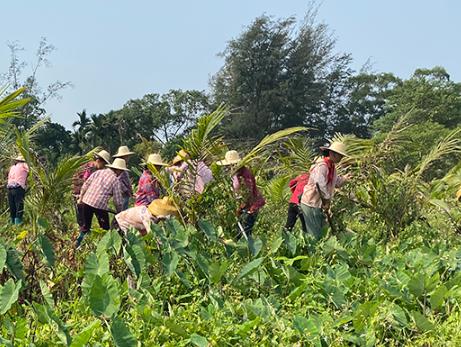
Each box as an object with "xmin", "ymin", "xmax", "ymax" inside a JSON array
[
  {"xmin": 8, "ymin": 187, "xmax": 25, "ymax": 222},
  {"xmin": 74, "ymin": 199, "xmax": 85, "ymax": 228},
  {"xmin": 80, "ymin": 203, "xmax": 110, "ymax": 233},
  {"xmin": 285, "ymin": 203, "xmax": 307, "ymax": 232},
  {"xmin": 238, "ymin": 211, "xmax": 258, "ymax": 238}
]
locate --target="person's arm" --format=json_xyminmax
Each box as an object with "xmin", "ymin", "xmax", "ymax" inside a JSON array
[
  {"xmin": 113, "ymin": 180, "xmax": 124, "ymax": 213},
  {"xmin": 312, "ymin": 164, "xmax": 331, "ymax": 201},
  {"xmin": 335, "ymin": 173, "xmax": 352, "ymax": 188},
  {"xmin": 78, "ymin": 172, "xmax": 95, "ymax": 203}
]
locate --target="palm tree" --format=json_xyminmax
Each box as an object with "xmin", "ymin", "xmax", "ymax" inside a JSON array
[{"xmin": 72, "ymin": 109, "xmax": 92, "ymax": 154}]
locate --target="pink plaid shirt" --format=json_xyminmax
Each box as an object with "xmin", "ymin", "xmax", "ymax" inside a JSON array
[
  {"xmin": 80, "ymin": 169, "xmax": 124, "ymax": 212},
  {"xmin": 135, "ymin": 170, "xmax": 160, "ymax": 206}
]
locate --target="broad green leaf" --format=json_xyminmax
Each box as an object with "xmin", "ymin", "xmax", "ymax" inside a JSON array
[
  {"xmin": 198, "ymin": 220, "xmax": 217, "ymax": 242},
  {"xmin": 430, "ymin": 284, "xmax": 448, "ymax": 310},
  {"xmin": 85, "ymin": 252, "xmax": 109, "ymax": 277},
  {"xmin": 234, "ymin": 257, "xmax": 265, "ymax": 282},
  {"xmin": 123, "ymin": 243, "xmax": 146, "ymax": 278},
  {"xmin": 162, "ymin": 251, "xmax": 179, "ymax": 276},
  {"xmin": 391, "ymin": 303, "xmax": 408, "ymax": 328},
  {"xmin": 209, "ymin": 261, "xmax": 229, "ymax": 284},
  {"xmin": 88, "ymin": 274, "xmax": 120, "ymax": 318},
  {"xmin": 165, "ymin": 320, "xmax": 188, "ymax": 337},
  {"xmin": 70, "ymin": 320, "xmax": 100, "ymax": 347},
  {"xmin": 408, "ymin": 274, "xmax": 425, "ymax": 298},
  {"xmin": 97, "ymin": 230, "xmax": 122, "ymax": 256},
  {"xmin": 0, "ymin": 279, "xmax": 21, "ymax": 314},
  {"xmin": 6, "ymin": 248, "xmax": 24, "ymax": 280},
  {"xmin": 110, "ymin": 317, "xmax": 137, "ymax": 347},
  {"xmin": 39, "ymin": 235, "xmax": 55, "ymax": 268},
  {"xmin": 283, "ymin": 231, "xmax": 297, "ymax": 256},
  {"xmin": 248, "ymin": 237, "xmax": 263, "ymax": 257},
  {"xmin": 0, "ymin": 244, "xmax": 6, "ymax": 270},
  {"xmin": 412, "ymin": 311, "xmax": 434, "ymax": 332},
  {"xmin": 269, "ymin": 236, "xmax": 283, "ymax": 254},
  {"xmin": 0, "ymin": 335, "xmax": 13, "ymax": 347},
  {"xmin": 39, "ymin": 280, "xmax": 54, "ymax": 308},
  {"xmin": 190, "ymin": 333, "xmax": 208, "ymax": 347},
  {"xmin": 293, "ymin": 316, "xmax": 319, "ymax": 336}
]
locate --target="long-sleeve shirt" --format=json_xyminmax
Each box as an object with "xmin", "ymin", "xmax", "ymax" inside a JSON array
[
  {"xmin": 170, "ymin": 161, "xmax": 213, "ymax": 195},
  {"xmin": 80, "ymin": 169, "xmax": 124, "ymax": 212},
  {"xmin": 72, "ymin": 161, "xmax": 97, "ymax": 195},
  {"xmin": 300, "ymin": 158, "xmax": 345, "ymax": 209},
  {"xmin": 135, "ymin": 170, "xmax": 161, "ymax": 206},
  {"xmin": 119, "ymin": 171, "xmax": 133, "ymax": 197},
  {"xmin": 115, "ymin": 205, "xmax": 153, "ymax": 235},
  {"xmin": 232, "ymin": 166, "xmax": 265, "ymax": 213},
  {"xmin": 7, "ymin": 162, "xmax": 29, "ymax": 189}
]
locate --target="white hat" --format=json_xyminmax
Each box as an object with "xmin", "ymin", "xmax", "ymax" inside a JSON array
[
  {"xmin": 144, "ymin": 153, "xmax": 168, "ymax": 166},
  {"xmin": 320, "ymin": 141, "xmax": 348, "ymax": 157},
  {"xmin": 95, "ymin": 150, "xmax": 111, "ymax": 164},
  {"xmin": 107, "ymin": 158, "xmax": 130, "ymax": 171},
  {"xmin": 113, "ymin": 146, "xmax": 135, "ymax": 158},
  {"xmin": 14, "ymin": 154, "xmax": 26, "ymax": 162},
  {"xmin": 217, "ymin": 150, "xmax": 242, "ymax": 166}
]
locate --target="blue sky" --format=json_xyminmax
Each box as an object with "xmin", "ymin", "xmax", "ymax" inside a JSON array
[{"xmin": 1, "ymin": 1, "xmax": 459, "ymax": 128}]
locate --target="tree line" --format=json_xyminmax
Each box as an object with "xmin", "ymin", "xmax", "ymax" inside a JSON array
[{"xmin": 2, "ymin": 13, "xmax": 461, "ymax": 175}]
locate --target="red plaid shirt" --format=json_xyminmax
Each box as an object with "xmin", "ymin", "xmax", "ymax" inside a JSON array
[
  {"xmin": 135, "ymin": 170, "xmax": 161, "ymax": 206},
  {"xmin": 80, "ymin": 169, "xmax": 124, "ymax": 212}
]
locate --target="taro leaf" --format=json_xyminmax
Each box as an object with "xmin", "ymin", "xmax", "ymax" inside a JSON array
[
  {"xmin": 408, "ymin": 274, "xmax": 426, "ymax": 298},
  {"xmin": 430, "ymin": 284, "xmax": 448, "ymax": 310},
  {"xmin": 209, "ymin": 261, "xmax": 229, "ymax": 284},
  {"xmin": 164, "ymin": 319, "xmax": 188, "ymax": 337},
  {"xmin": 198, "ymin": 220, "xmax": 217, "ymax": 242},
  {"xmin": 88, "ymin": 274, "xmax": 120, "ymax": 318},
  {"xmin": 293, "ymin": 316, "xmax": 319, "ymax": 336},
  {"xmin": 123, "ymin": 243, "xmax": 145, "ymax": 278},
  {"xmin": 0, "ymin": 243, "xmax": 6, "ymax": 270},
  {"xmin": 0, "ymin": 279, "xmax": 22, "ymax": 314},
  {"xmin": 196, "ymin": 254, "xmax": 210, "ymax": 279},
  {"xmin": 248, "ymin": 237, "xmax": 263, "ymax": 257},
  {"xmin": 391, "ymin": 303, "xmax": 408, "ymax": 328},
  {"xmin": 283, "ymin": 231, "xmax": 297, "ymax": 256},
  {"xmin": 234, "ymin": 257, "xmax": 265, "ymax": 283},
  {"xmin": 269, "ymin": 236, "xmax": 283, "ymax": 254},
  {"xmin": 162, "ymin": 251, "xmax": 179, "ymax": 277},
  {"xmin": 97, "ymin": 230, "xmax": 122, "ymax": 256},
  {"xmin": 85, "ymin": 252, "xmax": 109, "ymax": 277},
  {"xmin": 189, "ymin": 333, "xmax": 208, "ymax": 347},
  {"xmin": 46, "ymin": 305, "xmax": 72, "ymax": 346},
  {"xmin": 39, "ymin": 235, "xmax": 55, "ymax": 268},
  {"xmin": 70, "ymin": 320, "xmax": 100, "ymax": 347},
  {"xmin": 0, "ymin": 335, "xmax": 12, "ymax": 347},
  {"xmin": 110, "ymin": 317, "xmax": 137, "ymax": 347},
  {"xmin": 39, "ymin": 280, "xmax": 54, "ymax": 308},
  {"xmin": 412, "ymin": 311, "xmax": 434, "ymax": 332},
  {"xmin": 6, "ymin": 248, "xmax": 24, "ymax": 280}
]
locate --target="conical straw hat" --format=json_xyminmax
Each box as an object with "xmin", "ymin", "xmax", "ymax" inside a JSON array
[
  {"xmin": 148, "ymin": 197, "xmax": 179, "ymax": 218},
  {"xmin": 320, "ymin": 141, "xmax": 348, "ymax": 157},
  {"xmin": 95, "ymin": 150, "xmax": 111, "ymax": 164},
  {"xmin": 14, "ymin": 154, "xmax": 26, "ymax": 162},
  {"xmin": 217, "ymin": 150, "xmax": 241, "ymax": 166},
  {"xmin": 113, "ymin": 145, "xmax": 135, "ymax": 158},
  {"xmin": 172, "ymin": 149, "xmax": 189, "ymax": 165},
  {"xmin": 144, "ymin": 153, "xmax": 168, "ymax": 166},
  {"xmin": 106, "ymin": 158, "xmax": 130, "ymax": 171}
]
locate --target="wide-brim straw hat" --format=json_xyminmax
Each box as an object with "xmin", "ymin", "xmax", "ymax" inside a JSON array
[
  {"xmin": 320, "ymin": 141, "xmax": 348, "ymax": 157},
  {"xmin": 172, "ymin": 149, "xmax": 190, "ymax": 165},
  {"xmin": 13, "ymin": 154, "xmax": 26, "ymax": 162},
  {"xmin": 144, "ymin": 153, "xmax": 168, "ymax": 166},
  {"xmin": 106, "ymin": 158, "xmax": 130, "ymax": 171},
  {"xmin": 113, "ymin": 145, "xmax": 135, "ymax": 158},
  {"xmin": 217, "ymin": 150, "xmax": 241, "ymax": 166},
  {"xmin": 95, "ymin": 150, "xmax": 111, "ymax": 164},
  {"xmin": 148, "ymin": 197, "xmax": 179, "ymax": 218}
]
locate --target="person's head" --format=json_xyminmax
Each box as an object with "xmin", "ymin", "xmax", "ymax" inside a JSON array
[
  {"xmin": 113, "ymin": 146, "xmax": 134, "ymax": 163},
  {"xmin": 172, "ymin": 149, "xmax": 189, "ymax": 167},
  {"xmin": 217, "ymin": 150, "xmax": 242, "ymax": 171},
  {"xmin": 320, "ymin": 141, "xmax": 347, "ymax": 164},
  {"xmin": 107, "ymin": 158, "xmax": 130, "ymax": 176},
  {"xmin": 148, "ymin": 197, "xmax": 179, "ymax": 220},
  {"xmin": 94, "ymin": 150, "xmax": 111, "ymax": 169},
  {"xmin": 145, "ymin": 153, "xmax": 168, "ymax": 172},
  {"xmin": 13, "ymin": 154, "xmax": 25, "ymax": 164}
]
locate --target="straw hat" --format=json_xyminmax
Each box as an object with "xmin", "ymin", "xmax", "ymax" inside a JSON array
[
  {"xmin": 456, "ymin": 187, "xmax": 461, "ymax": 201},
  {"xmin": 217, "ymin": 150, "xmax": 241, "ymax": 166},
  {"xmin": 106, "ymin": 158, "xmax": 130, "ymax": 171},
  {"xmin": 95, "ymin": 150, "xmax": 111, "ymax": 164},
  {"xmin": 113, "ymin": 146, "xmax": 135, "ymax": 158},
  {"xmin": 148, "ymin": 197, "xmax": 179, "ymax": 218},
  {"xmin": 14, "ymin": 154, "xmax": 26, "ymax": 162},
  {"xmin": 144, "ymin": 153, "xmax": 168, "ymax": 166},
  {"xmin": 172, "ymin": 149, "xmax": 190, "ymax": 165},
  {"xmin": 320, "ymin": 141, "xmax": 348, "ymax": 157}
]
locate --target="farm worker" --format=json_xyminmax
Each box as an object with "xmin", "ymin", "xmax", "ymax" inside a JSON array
[
  {"xmin": 217, "ymin": 150, "xmax": 265, "ymax": 237},
  {"xmin": 113, "ymin": 145, "xmax": 135, "ymax": 210},
  {"xmin": 299, "ymin": 141, "xmax": 351, "ymax": 240},
  {"xmin": 7, "ymin": 154, "xmax": 29, "ymax": 225},
  {"xmin": 135, "ymin": 153, "xmax": 168, "ymax": 206},
  {"xmin": 75, "ymin": 158, "xmax": 128, "ymax": 247},
  {"xmin": 169, "ymin": 149, "xmax": 213, "ymax": 196},
  {"xmin": 285, "ymin": 172, "xmax": 309, "ymax": 232},
  {"xmin": 115, "ymin": 197, "xmax": 179, "ymax": 236},
  {"xmin": 72, "ymin": 150, "xmax": 111, "ymax": 228}
]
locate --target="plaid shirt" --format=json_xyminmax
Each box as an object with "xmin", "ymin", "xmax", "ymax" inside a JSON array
[
  {"xmin": 135, "ymin": 170, "xmax": 160, "ymax": 206},
  {"xmin": 119, "ymin": 171, "xmax": 133, "ymax": 197},
  {"xmin": 72, "ymin": 161, "xmax": 97, "ymax": 195},
  {"xmin": 80, "ymin": 169, "xmax": 124, "ymax": 212}
]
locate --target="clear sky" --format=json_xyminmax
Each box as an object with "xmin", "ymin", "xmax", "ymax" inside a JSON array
[{"xmin": 1, "ymin": 1, "xmax": 459, "ymax": 129}]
